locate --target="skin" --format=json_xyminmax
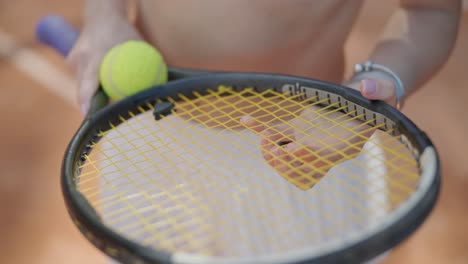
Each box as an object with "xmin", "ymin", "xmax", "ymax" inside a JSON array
[{"xmin": 68, "ymin": 0, "xmax": 461, "ymax": 185}]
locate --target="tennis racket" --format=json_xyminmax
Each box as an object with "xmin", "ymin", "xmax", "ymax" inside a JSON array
[{"xmin": 37, "ymin": 15, "xmax": 440, "ymax": 264}]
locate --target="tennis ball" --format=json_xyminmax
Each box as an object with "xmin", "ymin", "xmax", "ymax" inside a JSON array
[{"xmin": 99, "ymin": 40, "xmax": 168, "ymax": 101}]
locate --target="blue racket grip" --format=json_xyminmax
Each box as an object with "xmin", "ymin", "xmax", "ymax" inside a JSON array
[{"xmin": 36, "ymin": 15, "xmax": 79, "ymax": 57}]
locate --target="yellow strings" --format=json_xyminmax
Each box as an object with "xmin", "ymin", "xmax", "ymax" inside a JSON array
[{"xmin": 77, "ymin": 87, "xmax": 419, "ymax": 256}]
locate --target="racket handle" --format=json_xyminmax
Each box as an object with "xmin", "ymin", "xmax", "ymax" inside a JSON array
[{"xmin": 36, "ymin": 15, "xmax": 79, "ymax": 57}]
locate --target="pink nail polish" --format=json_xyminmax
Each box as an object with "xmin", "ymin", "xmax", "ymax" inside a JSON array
[{"xmin": 363, "ymin": 79, "xmax": 377, "ymax": 96}]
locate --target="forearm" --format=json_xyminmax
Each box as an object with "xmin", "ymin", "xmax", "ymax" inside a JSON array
[{"xmin": 367, "ymin": 3, "xmax": 461, "ymax": 96}]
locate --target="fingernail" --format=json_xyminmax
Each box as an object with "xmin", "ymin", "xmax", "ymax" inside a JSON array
[
  {"xmin": 271, "ymin": 146, "xmax": 280, "ymax": 155},
  {"xmin": 362, "ymin": 79, "xmax": 377, "ymax": 96},
  {"xmin": 240, "ymin": 115, "xmax": 252, "ymax": 124},
  {"xmin": 285, "ymin": 142, "xmax": 297, "ymax": 152}
]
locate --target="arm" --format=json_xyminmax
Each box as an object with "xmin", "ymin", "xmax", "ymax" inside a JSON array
[
  {"xmin": 347, "ymin": 0, "xmax": 461, "ymax": 107},
  {"xmin": 242, "ymin": 1, "xmax": 461, "ymax": 186}
]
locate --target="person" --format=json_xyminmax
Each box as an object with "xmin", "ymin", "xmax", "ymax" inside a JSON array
[
  {"xmin": 68, "ymin": 0, "xmax": 461, "ymax": 115},
  {"xmin": 66, "ymin": 1, "xmax": 460, "ymax": 262},
  {"xmin": 67, "ymin": 0, "xmax": 461, "ymax": 184}
]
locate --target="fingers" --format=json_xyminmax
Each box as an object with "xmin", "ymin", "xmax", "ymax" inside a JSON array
[
  {"xmin": 240, "ymin": 115, "xmax": 266, "ymax": 132},
  {"xmin": 359, "ymin": 78, "xmax": 396, "ymax": 103},
  {"xmin": 259, "ymin": 126, "xmax": 294, "ymax": 163},
  {"xmin": 266, "ymin": 142, "xmax": 328, "ymax": 190},
  {"xmin": 61, "ymin": 18, "xmax": 145, "ymax": 115},
  {"xmin": 66, "ymin": 39, "xmax": 101, "ymax": 115},
  {"xmin": 77, "ymin": 59, "xmax": 100, "ymax": 115},
  {"xmin": 254, "ymin": 121, "xmax": 327, "ymax": 188},
  {"xmin": 241, "ymin": 114, "xmax": 329, "ymax": 189},
  {"xmin": 65, "ymin": 36, "xmax": 99, "ymax": 115},
  {"xmin": 241, "ymin": 115, "xmax": 295, "ymax": 165}
]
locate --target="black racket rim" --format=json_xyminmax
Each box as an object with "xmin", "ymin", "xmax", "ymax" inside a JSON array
[{"xmin": 62, "ymin": 72, "xmax": 440, "ymax": 264}]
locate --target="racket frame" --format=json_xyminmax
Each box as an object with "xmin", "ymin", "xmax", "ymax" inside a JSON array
[{"xmin": 62, "ymin": 72, "xmax": 440, "ymax": 264}]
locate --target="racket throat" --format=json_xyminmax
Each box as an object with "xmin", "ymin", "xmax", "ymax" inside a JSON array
[{"xmin": 153, "ymin": 102, "xmax": 176, "ymax": 120}]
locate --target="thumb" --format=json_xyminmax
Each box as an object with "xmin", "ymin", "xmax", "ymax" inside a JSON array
[{"xmin": 359, "ymin": 78, "xmax": 396, "ymax": 103}]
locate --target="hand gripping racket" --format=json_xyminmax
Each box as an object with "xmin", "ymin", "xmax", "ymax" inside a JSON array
[{"xmin": 37, "ymin": 15, "xmax": 440, "ymax": 264}]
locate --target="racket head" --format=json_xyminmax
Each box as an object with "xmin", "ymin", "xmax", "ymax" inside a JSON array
[{"xmin": 62, "ymin": 72, "xmax": 440, "ymax": 264}]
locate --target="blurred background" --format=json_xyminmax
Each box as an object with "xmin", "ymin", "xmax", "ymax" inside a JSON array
[{"xmin": 0, "ymin": 1, "xmax": 467, "ymax": 263}]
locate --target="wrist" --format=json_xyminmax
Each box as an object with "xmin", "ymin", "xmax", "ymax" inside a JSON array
[{"xmin": 84, "ymin": 0, "xmax": 129, "ymax": 27}]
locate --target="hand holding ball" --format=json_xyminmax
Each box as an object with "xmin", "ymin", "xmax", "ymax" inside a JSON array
[{"xmin": 99, "ymin": 41, "xmax": 168, "ymax": 101}]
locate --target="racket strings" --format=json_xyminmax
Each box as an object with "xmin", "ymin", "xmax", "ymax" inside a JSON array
[
  {"xmin": 77, "ymin": 87, "xmax": 420, "ymax": 257},
  {"xmin": 175, "ymin": 87, "xmax": 418, "ymax": 189},
  {"xmin": 83, "ymin": 111, "xmax": 376, "ymax": 252},
  {"xmin": 80, "ymin": 88, "xmax": 416, "ymax": 214},
  {"xmin": 102, "ymin": 119, "xmax": 227, "ymax": 248},
  {"xmin": 96, "ymin": 114, "xmax": 288, "ymax": 253},
  {"xmin": 168, "ymin": 95, "xmax": 400, "ymax": 196},
  {"xmin": 82, "ymin": 152, "xmax": 188, "ymax": 250},
  {"xmin": 82, "ymin": 88, "xmax": 413, "ymax": 178},
  {"xmin": 80, "ymin": 93, "xmax": 416, "ymax": 219},
  {"xmin": 188, "ymin": 88, "xmax": 418, "ymax": 189},
  {"xmin": 79, "ymin": 120, "xmax": 223, "ymax": 252},
  {"xmin": 198, "ymin": 87, "xmax": 416, "ymax": 165},
  {"xmin": 84, "ymin": 148, "xmax": 212, "ymax": 253}
]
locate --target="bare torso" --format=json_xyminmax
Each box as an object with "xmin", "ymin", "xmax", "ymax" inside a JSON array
[{"xmin": 137, "ymin": 0, "xmax": 363, "ymax": 83}]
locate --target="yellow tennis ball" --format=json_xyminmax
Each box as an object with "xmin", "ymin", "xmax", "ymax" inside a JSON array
[{"xmin": 99, "ymin": 40, "xmax": 168, "ymax": 101}]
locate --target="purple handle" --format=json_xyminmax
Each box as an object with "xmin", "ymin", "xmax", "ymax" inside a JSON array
[{"xmin": 36, "ymin": 15, "xmax": 79, "ymax": 56}]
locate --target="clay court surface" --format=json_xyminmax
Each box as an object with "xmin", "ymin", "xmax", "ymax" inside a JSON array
[{"xmin": 1, "ymin": 1, "xmax": 467, "ymax": 263}]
